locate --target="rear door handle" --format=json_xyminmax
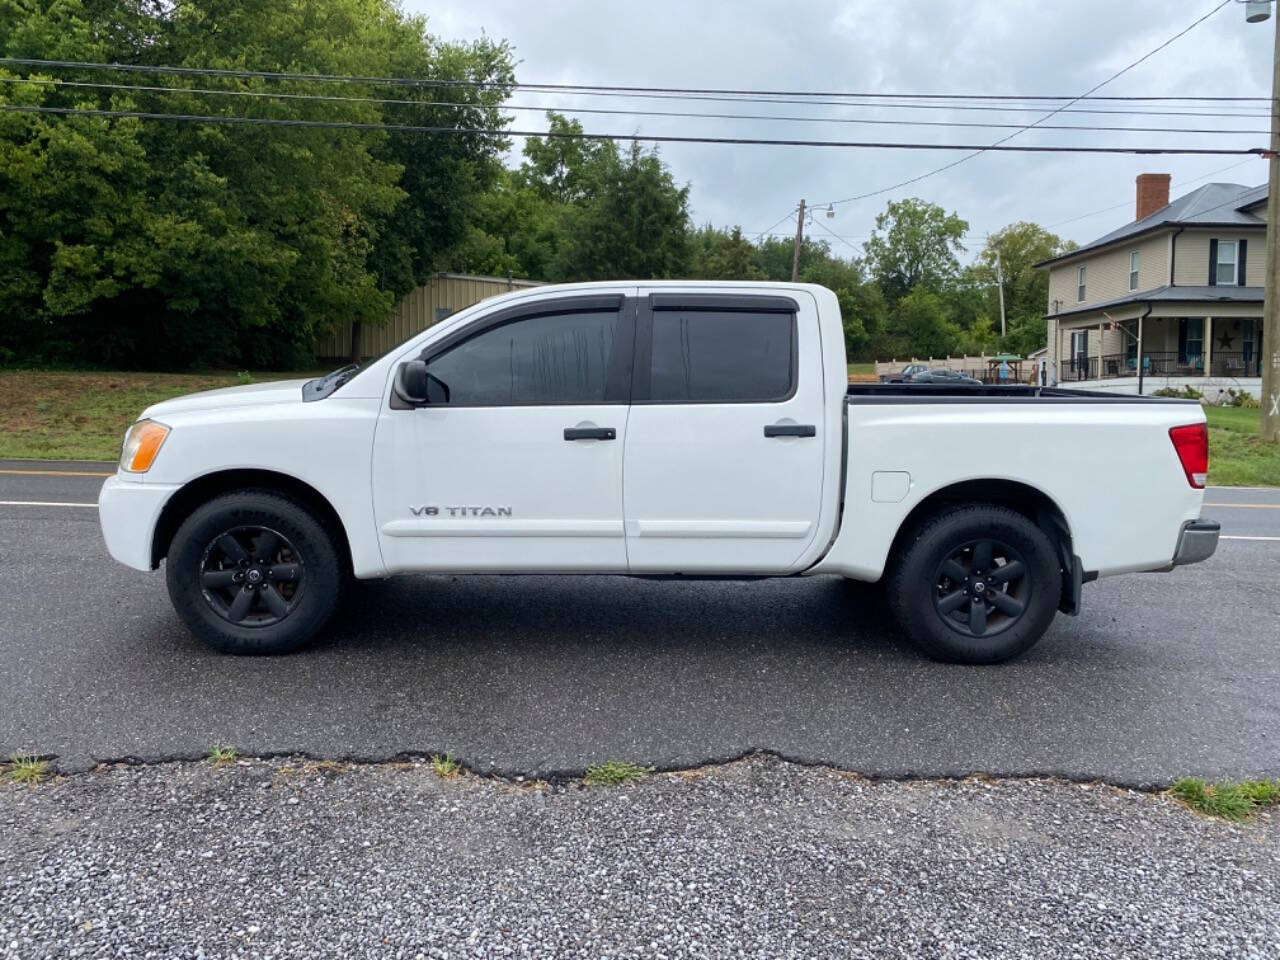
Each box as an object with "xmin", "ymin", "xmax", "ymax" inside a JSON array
[
  {"xmin": 764, "ymin": 424, "xmax": 816, "ymax": 438},
  {"xmin": 564, "ymin": 426, "xmax": 617, "ymax": 441}
]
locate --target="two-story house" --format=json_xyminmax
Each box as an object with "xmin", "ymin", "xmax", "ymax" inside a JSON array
[{"xmin": 1037, "ymin": 173, "xmax": 1265, "ymax": 397}]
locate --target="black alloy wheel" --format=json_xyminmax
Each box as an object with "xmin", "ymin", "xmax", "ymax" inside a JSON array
[
  {"xmin": 886, "ymin": 503, "xmax": 1061, "ymax": 664},
  {"xmin": 166, "ymin": 489, "xmax": 342, "ymax": 654},
  {"xmin": 931, "ymin": 538, "xmax": 1028, "ymax": 638},
  {"xmin": 199, "ymin": 525, "xmax": 305, "ymax": 626}
]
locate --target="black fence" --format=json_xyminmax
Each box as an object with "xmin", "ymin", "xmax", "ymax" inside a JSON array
[{"xmin": 1059, "ymin": 351, "xmax": 1261, "ymax": 382}]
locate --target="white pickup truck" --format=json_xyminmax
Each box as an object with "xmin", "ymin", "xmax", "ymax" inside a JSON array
[{"xmin": 98, "ymin": 282, "xmax": 1219, "ymax": 663}]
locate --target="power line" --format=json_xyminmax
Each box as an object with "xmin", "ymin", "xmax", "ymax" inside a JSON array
[
  {"xmin": 3, "ymin": 67, "xmax": 1269, "ymax": 120},
  {"xmin": 0, "ymin": 76, "xmax": 1266, "ymax": 136},
  {"xmin": 1, "ymin": 103, "xmax": 1264, "ymax": 156},
  {"xmin": 807, "ymin": 215, "xmax": 864, "ymax": 255},
  {"xmin": 815, "ymin": 0, "xmax": 1235, "ymax": 208},
  {"xmin": 0, "ymin": 55, "xmax": 1270, "ymax": 102},
  {"xmin": 753, "ymin": 211, "xmax": 798, "ymax": 239}
]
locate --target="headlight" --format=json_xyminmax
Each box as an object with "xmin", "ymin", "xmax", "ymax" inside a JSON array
[{"xmin": 120, "ymin": 419, "xmax": 170, "ymax": 473}]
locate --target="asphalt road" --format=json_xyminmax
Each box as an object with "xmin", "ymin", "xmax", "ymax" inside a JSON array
[{"xmin": 1, "ymin": 460, "xmax": 1278, "ymax": 785}]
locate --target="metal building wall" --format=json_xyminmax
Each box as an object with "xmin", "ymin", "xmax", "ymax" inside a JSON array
[{"xmin": 315, "ymin": 273, "xmax": 542, "ymax": 360}]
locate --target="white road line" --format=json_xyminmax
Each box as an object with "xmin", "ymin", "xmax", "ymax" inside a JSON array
[
  {"xmin": 0, "ymin": 500, "xmax": 98, "ymax": 508},
  {"xmin": 0, "ymin": 468, "xmax": 113, "ymax": 478},
  {"xmin": 1220, "ymin": 535, "xmax": 1280, "ymax": 542}
]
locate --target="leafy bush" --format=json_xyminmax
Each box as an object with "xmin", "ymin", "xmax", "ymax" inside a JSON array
[
  {"xmin": 1153, "ymin": 385, "xmax": 1204, "ymax": 399},
  {"xmin": 1217, "ymin": 388, "xmax": 1260, "ymax": 408}
]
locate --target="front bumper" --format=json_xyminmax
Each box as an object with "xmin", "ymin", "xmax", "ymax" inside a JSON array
[
  {"xmin": 1172, "ymin": 518, "xmax": 1220, "ymax": 567},
  {"xmin": 98, "ymin": 475, "xmax": 180, "ymax": 571}
]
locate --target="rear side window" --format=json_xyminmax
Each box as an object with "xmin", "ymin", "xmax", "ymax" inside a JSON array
[
  {"xmin": 648, "ymin": 310, "xmax": 794, "ymax": 403},
  {"xmin": 424, "ymin": 310, "xmax": 618, "ymax": 405}
]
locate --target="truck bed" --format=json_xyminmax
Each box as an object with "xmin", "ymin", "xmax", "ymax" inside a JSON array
[{"xmin": 846, "ymin": 383, "xmax": 1196, "ymax": 403}]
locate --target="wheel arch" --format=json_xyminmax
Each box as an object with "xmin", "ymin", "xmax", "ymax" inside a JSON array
[
  {"xmin": 150, "ymin": 469, "xmax": 354, "ymax": 573},
  {"xmin": 887, "ymin": 478, "xmax": 1083, "ymax": 615}
]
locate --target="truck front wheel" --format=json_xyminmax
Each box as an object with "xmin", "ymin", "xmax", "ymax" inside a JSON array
[
  {"xmin": 887, "ymin": 504, "xmax": 1061, "ymax": 664},
  {"xmin": 165, "ymin": 490, "xmax": 343, "ymax": 654}
]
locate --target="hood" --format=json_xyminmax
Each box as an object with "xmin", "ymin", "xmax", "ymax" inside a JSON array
[{"xmin": 141, "ymin": 379, "xmax": 311, "ymax": 419}]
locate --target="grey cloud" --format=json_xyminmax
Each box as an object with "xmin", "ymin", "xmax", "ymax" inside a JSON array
[{"xmin": 414, "ymin": 0, "xmax": 1271, "ymax": 257}]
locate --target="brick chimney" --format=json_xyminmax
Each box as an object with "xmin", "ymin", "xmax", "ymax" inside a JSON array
[{"xmin": 1135, "ymin": 173, "xmax": 1171, "ymax": 221}]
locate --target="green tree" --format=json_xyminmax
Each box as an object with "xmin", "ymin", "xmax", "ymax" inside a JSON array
[
  {"xmin": 972, "ymin": 222, "xmax": 1076, "ymax": 355},
  {"xmin": 516, "ymin": 113, "xmax": 614, "ymax": 205},
  {"xmin": 552, "ymin": 140, "xmax": 691, "ymax": 281},
  {"xmin": 863, "ymin": 198, "xmax": 969, "ymax": 302},
  {"xmin": 690, "ymin": 225, "xmax": 764, "ymax": 280},
  {"xmin": 0, "ymin": 0, "xmax": 514, "ymax": 368},
  {"xmin": 895, "ymin": 286, "xmax": 961, "ymax": 359}
]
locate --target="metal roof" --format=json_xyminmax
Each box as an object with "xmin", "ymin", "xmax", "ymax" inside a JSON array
[
  {"xmin": 1037, "ymin": 182, "xmax": 1267, "ymax": 268},
  {"xmin": 1046, "ymin": 284, "xmax": 1263, "ymax": 320}
]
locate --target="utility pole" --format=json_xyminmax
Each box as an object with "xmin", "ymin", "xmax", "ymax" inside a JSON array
[
  {"xmin": 790, "ymin": 199, "xmax": 806, "ymax": 283},
  {"xmin": 1263, "ymin": 6, "xmax": 1280, "ymax": 441},
  {"xmin": 995, "ymin": 251, "xmax": 1007, "ymax": 339}
]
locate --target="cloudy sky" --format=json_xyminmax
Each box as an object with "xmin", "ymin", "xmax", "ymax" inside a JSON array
[{"xmin": 409, "ymin": 0, "xmax": 1273, "ymax": 260}]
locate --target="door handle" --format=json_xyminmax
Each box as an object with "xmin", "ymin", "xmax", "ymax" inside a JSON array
[
  {"xmin": 564, "ymin": 426, "xmax": 616, "ymax": 441},
  {"xmin": 764, "ymin": 424, "xmax": 816, "ymax": 438}
]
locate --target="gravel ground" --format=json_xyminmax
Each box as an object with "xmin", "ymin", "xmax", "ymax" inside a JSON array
[{"xmin": 1, "ymin": 756, "xmax": 1277, "ymax": 959}]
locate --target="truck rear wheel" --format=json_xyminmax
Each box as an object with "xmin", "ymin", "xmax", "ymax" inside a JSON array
[
  {"xmin": 887, "ymin": 504, "xmax": 1060, "ymax": 664},
  {"xmin": 165, "ymin": 490, "xmax": 342, "ymax": 655}
]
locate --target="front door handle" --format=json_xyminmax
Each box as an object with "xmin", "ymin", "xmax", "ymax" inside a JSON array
[
  {"xmin": 564, "ymin": 426, "xmax": 617, "ymax": 441},
  {"xmin": 764, "ymin": 424, "xmax": 816, "ymax": 438}
]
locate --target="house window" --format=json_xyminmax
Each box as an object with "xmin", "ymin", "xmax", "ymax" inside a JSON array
[
  {"xmin": 1216, "ymin": 241, "xmax": 1237, "ymax": 286},
  {"xmin": 1129, "ymin": 251, "xmax": 1140, "ymax": 291},
  {"xmin": 1076, "ymin": 265, "xmax": 1086, "ymax": 302}
]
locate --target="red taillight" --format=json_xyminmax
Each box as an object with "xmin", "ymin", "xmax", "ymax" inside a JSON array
[{"xmin": 1169, "ymin": 423, "xmax": 1208, "ymax": 488}]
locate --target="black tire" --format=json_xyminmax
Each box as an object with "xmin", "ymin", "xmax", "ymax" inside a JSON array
[
  {"xmin": 886, "ymin": 504, "xmax": 1061, "ymax": 664},
  {"xmin": 165, "ymin": 489, "xmax": 343, "ymax": 654}
]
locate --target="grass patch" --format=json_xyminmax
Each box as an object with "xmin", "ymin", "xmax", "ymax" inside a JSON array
[
  {"xmin": 6, "ymin": 752, "xmax": 49, "ymax": 785},
  {"xmin": 583, "ymin": 761, "xmax": 651, "ymax": 787},
  {"xmin": 208, "ymin": 744, "xmax": 238, "ymax": 766},
  {"xmin": 430, "ymin": 754, "xmax": 462, "ymax": 780},
  {"xmin": 1203, "ymin": 406, "xmax": 1280, "ymax": 487},
  {"xmin": 847, "ymin": 362, "xmax": 877, "ymax": 380},
  {"xmin": 1169, "ymin": 777, "xmax": 1280, "ymax": 821},
  {"xmin": 0, "ymin": 369, "xmax": 323, "ymax": 461}
]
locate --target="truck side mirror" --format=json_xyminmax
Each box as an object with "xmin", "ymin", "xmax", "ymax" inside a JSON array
[
  {"xmin": 393, "ymin": 360, "xmax": 450, "ymax": 406},
  {"xmin": 393, "ymin": 360, "xmax": 430, "ymax": 405}
]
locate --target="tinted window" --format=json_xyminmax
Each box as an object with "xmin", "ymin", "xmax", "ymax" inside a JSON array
[
  {"xmin": 425, "ymin": 310, "xmax": 618, "ymax": 405},
  {"xmin": 649, "ymin": 311, "xmax": 793, "ymax": 402}
]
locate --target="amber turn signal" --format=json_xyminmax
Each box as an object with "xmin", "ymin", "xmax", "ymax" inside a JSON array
[{"xmin": 120, "ymin": 420, "xmax": 170, "ymax": 473}]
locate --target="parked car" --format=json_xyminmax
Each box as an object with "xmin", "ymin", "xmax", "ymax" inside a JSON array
[
  {"xmin": 880, "ymin": 362, "xmax": 929, "ymax": 383},
  {"xmin": 99, "ymin": 282, "xmax": 1218, "ymax": 664},
  {"xmin": 907, "ymin": 368, "xmax": 983, "ymax": 385}
]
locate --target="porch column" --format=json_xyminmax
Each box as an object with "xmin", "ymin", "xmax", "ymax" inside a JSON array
[
  {"xmin": 1097, "ymin": 320, "xmax": 1105, "ymax": 378},
  {"xmin": 1204, "ymin": 316, "xmax": 1213, "ymax": 379},
  {"xmin": 1137, "ymin": 312, "xmax": 1145, "ymax": 395},
  {"xmin": 1047, "ymin": 314, "xmax": 1058, "ymax": 384}
]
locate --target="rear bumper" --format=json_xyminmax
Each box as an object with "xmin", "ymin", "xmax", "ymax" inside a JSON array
[
  {"xmin": 98, "ymin": 475, "xmax": 180, "ymax": 571},
  {"xmin": 1172, "ymin": 518, "xmax": 1220, "ymax": 567}
]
